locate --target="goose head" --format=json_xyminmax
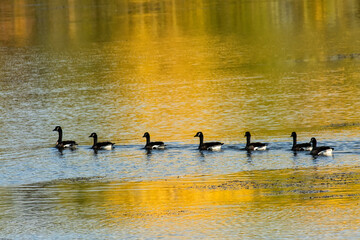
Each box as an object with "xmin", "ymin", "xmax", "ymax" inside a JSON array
[
  {"xmin": 53, "ymin": 126, "xmax": 62, "ymax": 132},
  {"xmin": 194, "ymin": 132, "xmax": 203, "ymax": 138},
  {"xmin": 89, "ymin": 132, "xmax": 97, "ymax": 138}
]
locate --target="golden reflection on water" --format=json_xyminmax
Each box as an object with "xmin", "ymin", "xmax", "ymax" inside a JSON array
[
  {"xmin": 1, "ymin": 0, "xmax": 360, "ymax": 144},
  {"xmin": 24, "ymin": 166, "xmax": 359, "ymax": 227},
  {"xmin": 2, "ymin": 167, "xmax": 356, "ymax": 239},
  {"xmin": 1, "ymin": 1, "xmax": 360, "ymax": 237}
]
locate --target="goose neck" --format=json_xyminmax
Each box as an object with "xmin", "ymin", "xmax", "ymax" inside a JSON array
[
  {"xmin": 198, "ymin": 134, "xmax": 204, "ymax": 147},
  {"xmin": 145, "ymin": 135, "xmax": 150, "ymax": 145},
  {"xmin": 292, "ymin": 135, "xmax": 297, "ymax": 147},
  {"xmin": 246, "ymin": 135, "xmax": 251, "ymax": 147},
  {"xmin": 57, "ymin": 129, "xmax": 63, "ymax": 143},
  {"xmin": 311, "ymin": 139, "xmax": 317, "ymax": 148},
  {"xmin": 92, "ymin": 135, "xmax": 98, "ymax": 145}
]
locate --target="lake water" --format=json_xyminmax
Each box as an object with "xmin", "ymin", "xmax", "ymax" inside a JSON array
[{"xmin": 1, "ymin": 0, "xmax": 360, "ymax": 238}]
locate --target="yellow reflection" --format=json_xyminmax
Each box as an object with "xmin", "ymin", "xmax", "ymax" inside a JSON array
[
  {"xmin": 1, "ymin": 0, "xmax": 360, "ymax": 143},
  {"xmin": 44, "ymin": 166, "xmax": 360, "ymax": 227},
  {"xmin": 102, "ymin": 178, "xmax": 255, "ymax": 220}
]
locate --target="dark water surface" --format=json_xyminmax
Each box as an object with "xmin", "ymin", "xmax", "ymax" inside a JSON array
[{"xmin": 1, "ymin": 0, "xmax": 360, "ymax": 238}]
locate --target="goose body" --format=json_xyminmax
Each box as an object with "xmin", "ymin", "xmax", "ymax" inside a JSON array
[
  {"xmin": 53, "ymin": 126, "xmax": 78, "ymax": 149},
  {"xmin": 244, "ymin": 132, "xmax": 267, "ymax": 151},
  {"xmin": 194, "ymin": 132, "xmax": 223, "ymax": 151},
  {"xmin": 89, "ymin": 132, "xmax": 115, "ymax": 150},
  {"xmin": 291, "ymin": 132, "xmax": 312, "ymax": 151},
  {"xmin": 310, "ymin": 137, "xmax": 333, "ymax": 156},
  {"xmin": 143, "ymin": 132, "xmax": 165, "ymax": 149}
]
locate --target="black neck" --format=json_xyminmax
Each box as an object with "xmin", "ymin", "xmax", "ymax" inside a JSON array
[
  {"xmin": 92, "ymin": 135, "xmax": 98, "ymax": 145},
  {"xmin": 198, "ymin": 134, "xmax": 204, "ymax": 147},
  {"xmin": 57, "ymin": 129, "xmax": 63, "ymax": 143},
  {"xmin": 246, "ymin": 135, "xmax": 251, "ymax": 147},
  {"xmin": 145, "ymin": 135, "xmax": 150, "ymax": 145},
  {"xmin": 312, "ymin": 139, "xmax": 317, "ymax": 148},
  {"xmin": 292, "ymin": 135, "xmax": 297, "ymax": 147}
]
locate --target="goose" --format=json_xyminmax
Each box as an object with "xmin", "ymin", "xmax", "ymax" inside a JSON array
[
  {"xmin": 244, "ymin": 131, "xmax": 267, "ymax": 151},
  {"xmin": 194, "ymin": 132, "xmax": 223, "ymax": 151},
  {"xmin": 142, "ymin": 132, "xmax": 165, "ymax": 149},
  {"xmin": 291, "ymin": 132, "xmax": 312, "ymax": 151},
  {"xmin": 89, "ymin": 132, "xmax": 115, "ymax": 150},
  {"xmin": 310, "ymin": 137, "xmax": 333, "ymax": 156},
  {"xmin": 53, "ymin": 126, "xmax": 78, "ymax": 149}
]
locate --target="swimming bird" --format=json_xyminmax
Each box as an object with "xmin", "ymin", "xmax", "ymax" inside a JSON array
[
  {"xmin": 244, "ymin": 131, "xmax": 267, "ymax": 151},
  {"xmin": 291, "ymin": 132, "xmax": 312, "ymax": 151},
  {"xmin": 53, "ymin": 126, "xmax": 78, "ymax": 149},
  {"xmin": 142, "ymin": 132, "xmax": 165, "ymax": 149},
  {"xmin": 310, "ymin": 137, "xmax": 333, "ymax": 156},
  {"xmin": 89, "ymin": 132, "xmax": 115, "ymax": 150},
  {"xmin": 194, "ymin": 132, "xmax": 223, "ymax": 151}
]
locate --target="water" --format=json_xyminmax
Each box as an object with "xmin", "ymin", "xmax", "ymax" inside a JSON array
[{"xmin": 1, "ymin": 0, "xmax": 360, "ymax": 238}]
